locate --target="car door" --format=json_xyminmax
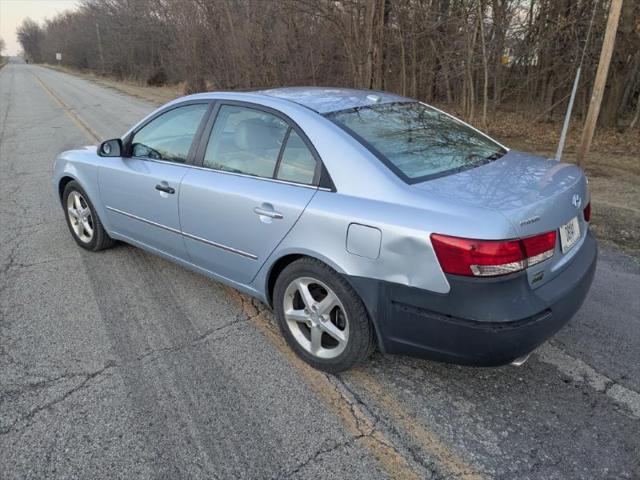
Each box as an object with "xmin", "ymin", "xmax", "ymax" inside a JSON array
[
  {"xmin": 179, "ymin": 102, "xmax": 321, "ymax": 285},
  {"xmin": 99, "ymin": 102, "xmax": 210, "ymax": 259}
]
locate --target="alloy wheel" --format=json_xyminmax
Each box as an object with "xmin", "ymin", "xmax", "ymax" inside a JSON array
[
  {"xmin": 66, "ymin": 191, "xmax": 94, "ymax": 243},
  {"xmin": 282, "ymin": 276, "xmax": 349, "ymax": 359}
]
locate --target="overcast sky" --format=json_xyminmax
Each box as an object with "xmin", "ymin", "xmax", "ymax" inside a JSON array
[{"xmin": 0, "ymin": 0, "xmax": 79, "ymax": 55}]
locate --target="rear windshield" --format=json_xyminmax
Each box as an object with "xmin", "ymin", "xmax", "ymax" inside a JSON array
[{"xmin": 327, "ymin": 102, "xmax": 506, "ymax": 183}]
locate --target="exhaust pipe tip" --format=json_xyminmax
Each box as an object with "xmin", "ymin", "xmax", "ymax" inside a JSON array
[{"xmin": 510, "ymin": 353, "xmax": 531, "ymax": 366}]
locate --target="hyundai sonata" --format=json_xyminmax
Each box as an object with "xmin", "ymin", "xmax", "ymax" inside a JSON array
[{"xmin": 52, "ymin": 88, "xmax": 597, "ymax": 372}]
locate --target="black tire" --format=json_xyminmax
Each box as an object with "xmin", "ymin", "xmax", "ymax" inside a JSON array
[
  {"xmin": 62, "ymin": 180, "xmax": 114, "ymax": 252},
  {"xmin": 273, "ymin": 257, "xmax": 375, "ymax": 373}
]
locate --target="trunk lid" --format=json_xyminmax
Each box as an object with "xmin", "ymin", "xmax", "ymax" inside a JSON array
[{"xmin": 413, "ymin": 150, "xmax": 590, "ymax": 287}]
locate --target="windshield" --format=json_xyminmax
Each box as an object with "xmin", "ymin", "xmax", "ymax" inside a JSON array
[{"xmin": 327, "ymin": 102, "xmax": 506, "ymax": 183}]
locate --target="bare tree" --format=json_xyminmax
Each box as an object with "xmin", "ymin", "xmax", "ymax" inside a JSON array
[
  {"xmin": 17, "ymin": 18, "xmax": 44, "ymax": 63},
  {"xmin": 15, "ymin": 0, "xmax": 640, "ymax": 129}
]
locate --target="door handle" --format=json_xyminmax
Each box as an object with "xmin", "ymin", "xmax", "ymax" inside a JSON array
[
  {"xmin": 253, "ymin": 206, "xmax": 283, "ymax": 219},
  {"xmin": 155, "ymin": 182, "xmax": 175, "ymax": 194}
]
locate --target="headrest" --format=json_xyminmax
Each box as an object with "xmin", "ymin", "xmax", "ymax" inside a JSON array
[{"xmin": 234, "ymin": 119, "xmax": 282, "ymax": 151}]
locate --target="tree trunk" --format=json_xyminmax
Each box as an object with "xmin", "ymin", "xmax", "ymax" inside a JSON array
[
  {"xmin": 363, "ymin": 0, "xmax": 377, "ymax": 88},
  {"xmin": 600, "ymin": 0, "xmax": 640, "ymax": 127},
  {"xmin": 478, "ymin": 0, "xmax": 489, "ymax": 127}
]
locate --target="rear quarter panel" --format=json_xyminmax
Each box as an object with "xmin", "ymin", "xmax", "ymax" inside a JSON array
[{"xmin": 253, "ymin": 189, "xmax": 518, "ymax": 297}]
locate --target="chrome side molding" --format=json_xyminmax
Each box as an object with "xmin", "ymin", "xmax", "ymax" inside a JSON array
[
  {"xmin": 106, "ymin": 206, "xmax": 181, "ymax": 234},
  {"xmin": 106, "ymin": 205, "xmax": 258, "ymax": 260}
]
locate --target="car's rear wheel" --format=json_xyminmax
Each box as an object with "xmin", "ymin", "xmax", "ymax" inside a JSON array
[
  {"xmin": 62, "ymin": 181, "xmax": 114, "ymax": 251},
  {"xmin": 273, "ymin": 258, "xmax": 375, "ymax": 372}
]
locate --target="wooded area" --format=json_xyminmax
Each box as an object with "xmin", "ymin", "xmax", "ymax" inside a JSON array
[{"xmin": 16, "ymin": 0, "xmax": 640, "ymax": 130}]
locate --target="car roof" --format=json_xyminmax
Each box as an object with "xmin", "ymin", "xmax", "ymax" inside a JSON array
[{"xmin": 252, "ymin": 87, "xmax": 413, "ymax": 114}]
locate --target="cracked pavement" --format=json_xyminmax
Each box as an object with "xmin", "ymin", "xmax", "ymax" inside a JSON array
[{"xmin": 1, "ymin": 61, "xmax": 639, "ymax": 479}]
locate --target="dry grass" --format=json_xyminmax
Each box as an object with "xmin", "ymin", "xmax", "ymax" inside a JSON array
[
  {"xmin": 44, "ymin": 64, "xmax": 183, "ymax": 105},
  {"xmin": 42, "ymin": 64, "xmax": 640, "ymax": 258}
]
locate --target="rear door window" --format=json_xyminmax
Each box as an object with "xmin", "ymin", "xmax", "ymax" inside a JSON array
[
  {"xmin": 203, "ymin": 105, "xmax": 289, "ymax": 178},
  {"xmin": 275, "ymin": 130, "xmax": 317, "ymax": 185}
]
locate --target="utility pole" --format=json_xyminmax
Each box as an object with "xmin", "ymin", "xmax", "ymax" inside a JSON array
[{"xmin": 576, "ymin": 0, "xmax": 623, "ymax": 166}]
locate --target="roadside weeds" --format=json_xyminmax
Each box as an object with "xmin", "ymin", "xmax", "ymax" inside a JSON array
[{"xmin": 43, "ymin": 63, "xmax": 182, "ymax": 106}]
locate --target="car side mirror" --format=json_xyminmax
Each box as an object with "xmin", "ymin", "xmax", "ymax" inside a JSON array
[{"xmin": 98, "ymin": 138, "xmax": 123, "ymax": 157}]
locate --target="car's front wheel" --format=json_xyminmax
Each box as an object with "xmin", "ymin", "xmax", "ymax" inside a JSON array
[
  {"xmin": 62, "ymin": 180, "xmax": 114, "ymax": 251},
  {"xmin": 273, "ymin": 258, "xmax": 375, "ymax": 372}
]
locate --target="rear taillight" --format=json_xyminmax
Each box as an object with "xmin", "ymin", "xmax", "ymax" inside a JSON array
[
  {"xmin": 583, "ymin": 202, "xmax": 591, "ymax": 222},
  {"xmin": 430, "ymin": 231, "xmax": 557, "ymax": 277},
  {"xmin": 521, "ymin": 231, "xmax": 557, "ymax": 266}
]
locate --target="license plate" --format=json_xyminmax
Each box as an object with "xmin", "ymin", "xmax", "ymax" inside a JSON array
[{"xmin": 559, "ymin": 216, "xmax": 580, "ymax": 253}]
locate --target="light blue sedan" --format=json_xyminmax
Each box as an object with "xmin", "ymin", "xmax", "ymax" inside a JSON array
[{"xmin": 53, "ymin": 88, "xmax": 597, "ymax": 372}]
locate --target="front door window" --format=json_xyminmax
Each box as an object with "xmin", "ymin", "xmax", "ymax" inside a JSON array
[{"xmin": 131, "ymin": 104, "xmax": 209, "ymax": 163}]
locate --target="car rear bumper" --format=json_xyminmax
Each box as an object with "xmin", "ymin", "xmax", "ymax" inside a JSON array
[{"xmin": 346, "ymin": 231, "xmax": 598, "ymax": 366}]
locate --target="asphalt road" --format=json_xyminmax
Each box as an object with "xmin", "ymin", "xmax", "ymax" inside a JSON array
[{"xmin": 1, "ymin": 60, "xmax": 639, "ymax": 480}]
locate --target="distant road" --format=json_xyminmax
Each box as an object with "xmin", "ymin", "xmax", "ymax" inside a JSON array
[{"xmin": 1, "ymin": 62, "xmax": 639, "ymax": 479}]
